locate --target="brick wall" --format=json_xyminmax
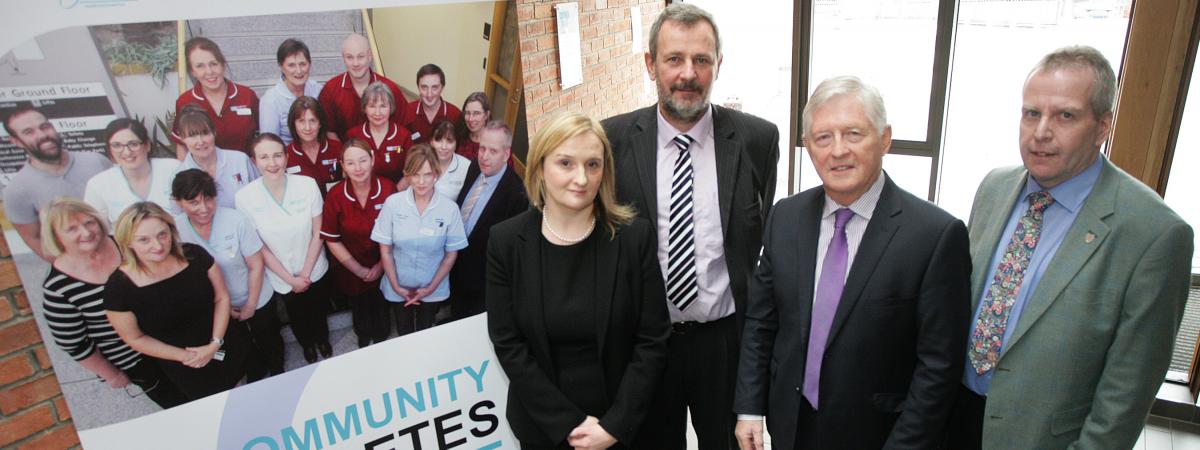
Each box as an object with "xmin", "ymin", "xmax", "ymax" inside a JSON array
[
  {"xmin": 0, "ymin": 237, "xmax": 79, "ymax": 449},
  {"xmin": 518, "ymin": 0, "xmax": 665, "ymax": 135}
]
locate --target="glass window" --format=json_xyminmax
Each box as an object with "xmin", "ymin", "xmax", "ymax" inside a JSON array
[
  {"xmin": 809, "ymin": 0, "xmax": 939, "ymax": 142},
  {"xmin": 937, "ymin": 2, "xmax": 1132, "ymax": 219},
  {"xmin": 687, "ymin": 0, "xmax": 794, "ymax": 204},
  {"xmin": 1163, "ymin": 60, "xmax": 1200, "ymax": 273}
]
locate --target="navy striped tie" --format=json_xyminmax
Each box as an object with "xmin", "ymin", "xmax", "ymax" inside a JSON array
[{"xmin": 667, "ymin": 134, "xmax": 699, "ymax": 311}]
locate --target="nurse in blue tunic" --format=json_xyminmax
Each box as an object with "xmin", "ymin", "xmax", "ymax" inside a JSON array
[{"xmin": 371, "ymin": 144, "xmax": 467, "ymax": 335}]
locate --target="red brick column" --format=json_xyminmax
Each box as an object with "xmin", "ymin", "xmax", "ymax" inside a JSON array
[
  {"xmin": 0, "ymin": 237, "xmax": 79, "ymax": 449},
  {"xmin": 518, "ymin": 0, "xmax": 666, "ymax": 135}
]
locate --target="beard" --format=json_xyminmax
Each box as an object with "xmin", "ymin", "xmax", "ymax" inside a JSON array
[
  {"xmin": 658, "ymin": 79, "xmax": 710, "ymax": 124},
  {"xmin": 23, "ymin": 135, "xmax": 64, "ymax": 163}
]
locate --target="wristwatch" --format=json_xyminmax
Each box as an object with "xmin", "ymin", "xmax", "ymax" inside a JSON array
[{"xmin": 211, "ymin": 337, "xmax": 224, "ymax": 347}]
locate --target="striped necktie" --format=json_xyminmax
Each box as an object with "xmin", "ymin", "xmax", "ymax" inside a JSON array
[
  {"xmin": 667, "ymin": 134, "xmax": 699, "ymax": 311},
  {"xmin": 968, "ymin": 191, "xmax": 1055, "ymax": 374},
  {"xmin": 460, "ymin": 177, "xmax": 487, "ymax": 222}
]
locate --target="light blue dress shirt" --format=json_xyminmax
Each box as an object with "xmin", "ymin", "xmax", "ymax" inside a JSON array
[
  {"xmin": 371, "ymin": 189, "xmax": 468, "ymax": 303},
  {"xmin": 258, "ymin": 78, "xmax": 322, "ymax": 145},
  {"xmin": 965, "ymin": 155, "xmax": 1103, "ymax": 395},
  {"xmin": 462, "ymin": 165, "xmax": 507, "ymax": 235}
]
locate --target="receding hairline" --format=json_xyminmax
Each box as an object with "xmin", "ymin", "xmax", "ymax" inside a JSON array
[{"xmin": 342, "ymin": 34, "xmax": 370, "ymax": 54}]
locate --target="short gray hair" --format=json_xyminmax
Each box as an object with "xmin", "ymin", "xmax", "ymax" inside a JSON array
[
  {"xmin": 648, "ymin": 3, "xmax": 721, "ymax": 62},
  {"xmin": 802, "ymin": 76, "xmax": 888, "ymax": 137},
  {"xmin": 482, "ymin": 120, "xmax": 512, "ymax": 148},
  {"xmin": 1029, "ymin": 45, "xmax": 1117, "ymax": 117},
  {"xmin": 360, "ymin": 81, "xmax": 396, "ymax": 113}
]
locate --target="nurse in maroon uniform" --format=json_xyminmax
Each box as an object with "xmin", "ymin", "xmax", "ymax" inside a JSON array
[
  {"xmin": 317, "ymin": 33, "xmax": 407, "ymax": 140},
  {"xmin": 400, "ymin": 64, "xmax": 461, "ymax": 145},
  {"xmin": 285, "ymin": 96, "xmax": 343, "ymax": 196},
  {"xmin": 173, "ymin": 37, "xmax": 259, "ymax": 158},
  {"xmin": 456, "ymin": 91, "xmax": 490, "ymax": 162},
  {"xmin": 345, "ymin": 81, "xmax": 412, "ymax": 188},
  {"xmin": 320, "ymin": 139, "xmax": 395, "ymax": 347}
]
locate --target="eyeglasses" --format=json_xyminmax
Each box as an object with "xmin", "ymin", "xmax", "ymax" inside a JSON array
[{"xmin": 110, "ymin": 140, "xmax": 144, "ymax": 152}]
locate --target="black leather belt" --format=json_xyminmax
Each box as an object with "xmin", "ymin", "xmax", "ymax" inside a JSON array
[{"xmin": 671, "ymin": 321, "xmax": 703, "ymax": 334}]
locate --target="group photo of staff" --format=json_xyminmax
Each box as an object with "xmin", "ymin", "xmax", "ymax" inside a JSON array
[{"xmin": 0, "ymin": 2, "xmax": 526, "ymax": 431}]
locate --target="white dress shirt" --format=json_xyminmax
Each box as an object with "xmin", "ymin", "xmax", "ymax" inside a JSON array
[{"xmin": 655, "ymin": 106, "xmax": 734, "ymax": 323}]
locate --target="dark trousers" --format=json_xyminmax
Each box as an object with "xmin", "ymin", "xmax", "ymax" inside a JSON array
[
  {"xmin": 392, "ymin": 301, "xmax": 439, "ymax": 336},
  {"xmin": 636, "ymin": 315, "xmax": 739, "ymax": 450},
  {"xmin": 944, "ymin": 384, "xmax": 986, "ymax": 450},
  {"xmin": 278, "ymin": 277, "xmax": 331, "ymax": 348},
  {"xmin": 451, "ymin": 293, "xmax": 485, "ymax": 321},
  {"xmin": 242, "ymin": 302, "xmax": 284, "ymax": 376},
  {"xmin": 350, "ymin": 289, "xmax": 391, "ymax": 344},
  {"xmin": 124, "ymin": 357, "xmax": 188, "ymax": 409}
]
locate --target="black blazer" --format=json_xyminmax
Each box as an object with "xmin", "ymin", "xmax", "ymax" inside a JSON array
[
  {"xmin": 485, "ymin": 210, "xmax": 670, "ymax": 446},
  {"xmin": 601, "ymin": 104, "xmax": 779, "ymax": 329},
  {"xmin": 449, "ymin": 162, "xmax": 528, "ymax": 308},
  {"xmin": 734, "ymin": 175, "xmax": 971, "ymax": 450}
]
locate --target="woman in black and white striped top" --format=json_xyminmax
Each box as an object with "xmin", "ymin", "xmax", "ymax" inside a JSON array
[{"xmin": 40, "ymin": 198, "xmax": 186, "ymax": 409}]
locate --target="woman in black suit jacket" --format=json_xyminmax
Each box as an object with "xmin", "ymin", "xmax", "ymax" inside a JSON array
[{"xmin": 486, "ymin": 113, "xmax": 670, "ymax": 450}]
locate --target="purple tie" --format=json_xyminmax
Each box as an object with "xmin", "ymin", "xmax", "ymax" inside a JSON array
[{"xmin": 804, "ymin": 207, "xmax": 855, "ymax": 409}]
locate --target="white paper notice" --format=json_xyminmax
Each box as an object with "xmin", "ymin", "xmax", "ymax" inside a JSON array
[
  {"xmin": 631, "ymin": 6, "xmax": 643, "ymax": 55},
  {"xmin": 555, "ymin": 2, "xmax": 583, "ymax": 89}
]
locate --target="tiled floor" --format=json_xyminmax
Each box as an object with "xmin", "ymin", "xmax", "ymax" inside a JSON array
[{"xmin": 1137, "ymin": 415, "xmax": 1200, "ymax": 450}]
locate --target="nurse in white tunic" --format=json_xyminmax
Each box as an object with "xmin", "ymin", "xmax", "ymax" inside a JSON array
[
  {"xmin": 84, "ymin": 118, "xmax": 180, "ymax": 224},
  {"xmin": 235, "ymin": 133, "xmax": 331, "ymax": 363}
]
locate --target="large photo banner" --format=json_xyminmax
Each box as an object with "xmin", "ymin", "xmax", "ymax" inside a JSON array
[
  {"xmin": 0, "ymin": 0, "xmax": 526, "ymax": 447},
  {"xmin": 79, "ymin": 315, "xmax": 516, "ymax": 450}
]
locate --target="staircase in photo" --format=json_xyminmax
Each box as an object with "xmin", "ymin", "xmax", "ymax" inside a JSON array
[{"xmin": 184, "ymin": 10, "xmax": 364, "ymax": 96}]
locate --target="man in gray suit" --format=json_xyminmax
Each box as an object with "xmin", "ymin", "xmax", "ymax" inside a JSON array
[
  {"xmin": 601, "ymin": 4, "xmax": 779, "ymax": 449},
  {"xmin": 946, "ymin": 45, "xmax": 1194, "ymax": 449}
]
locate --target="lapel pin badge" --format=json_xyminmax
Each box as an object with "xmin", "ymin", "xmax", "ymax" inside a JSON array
[{"xmin": 1084, "ymin": 232, "xmax": 1096, "ymax": 244}]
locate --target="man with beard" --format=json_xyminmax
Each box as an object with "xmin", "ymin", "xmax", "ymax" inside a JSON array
[
  {"xmin": 2, "ymin": 106, "xmax": 111, "ymax": 261},
  {"xmin": 601, "ymin": 4, "xmax": 779, "ymax": 448}
]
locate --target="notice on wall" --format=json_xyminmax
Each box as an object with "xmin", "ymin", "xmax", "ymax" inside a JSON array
[
  {"xmin": 631, "ymin": 6, "xmax": 643, "ymax": 55},
  {"xmin": 555, "ymin": 2, "xmax": 583, "ymax": 89},
  {"xmin": 0, "ymin": 82, "xmax": 115, "ymax": 180}
]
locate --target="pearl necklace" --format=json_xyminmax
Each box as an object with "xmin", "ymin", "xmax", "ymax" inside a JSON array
[{"xmin": 543, "ymin": 210, "xmax": 595, "ymax": 244}]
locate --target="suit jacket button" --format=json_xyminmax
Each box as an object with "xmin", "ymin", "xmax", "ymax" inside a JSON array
[{"xmin": 795, "ymin": 386, "xmax": 801, "ymax": 393}]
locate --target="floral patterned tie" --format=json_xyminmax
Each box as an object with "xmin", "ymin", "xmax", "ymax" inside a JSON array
[{"xmin": 968, "ymin": 191, "xmax": 1055, "ymax": 374}]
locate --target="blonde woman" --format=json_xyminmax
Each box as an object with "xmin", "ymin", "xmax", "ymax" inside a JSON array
[
  {"xmin": 372, "ymin": 144, "xmax": 466, "ymax": 335},
  {"xmin": 40, "ymin": 198, "xmax": 186, "ymax": 408},
  {"xmin": 105, "ymin": 202, "xmax": 261, "ymax": 401},
  {"xmin": 486, "ymin": 113, "xmax": 669, "ymax": 449}
]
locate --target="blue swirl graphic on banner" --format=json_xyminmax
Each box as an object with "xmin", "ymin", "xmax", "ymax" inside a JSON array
[{"xmin": 216, "ymin": 363, "xmax": 319, "ymax": 449}]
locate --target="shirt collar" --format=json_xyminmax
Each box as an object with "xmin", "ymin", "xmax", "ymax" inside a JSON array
[
  {"xmin": 191, "ymin": 81, "xmax": 237, "ymax": 101},
  {"xmin": 183, "ymin": 149, "xmax": 229, "ymax": 170},
  {"xmin": 823, "ymin": 170, "xmax": 886, "ymax": 221},
  {"xmin": 340, "ymin": 71, "xmax": 378, "ymax": 90},
  {"xmin": 656, "ymin": 104, "xmax": 714, "ymax": 151},
  {"xmin": 289, "ymin": 140, "xmax": 329, "ymax": 161},
  {"xmin": 1023, "ymin": 153, "xmax": 1103, "ymax": 214},
  {"xmin": 417, "ymin": 100, "xmax": 446, "ymax": 119},
  {"xmin": 361, "ymin": 122, "xmax": 398, "ymax": 140},
  {"xmin": 342, "ymin": 176, "xmax": 383, "ymax": 202},
  {"xmin": 400, "ymin": 186, "xmax": 442, "ymax": 209}
]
